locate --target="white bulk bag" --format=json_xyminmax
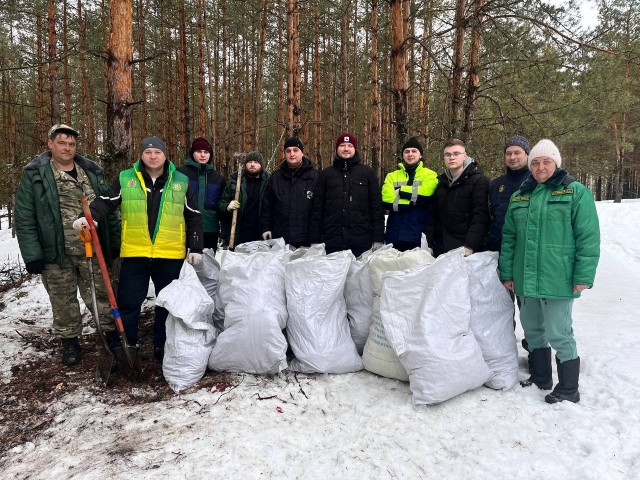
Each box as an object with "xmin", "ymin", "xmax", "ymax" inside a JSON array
[
  {"xmin": 381, "ymin": 248, "xmax": 493, "ymax": 405},
  {"xmin": 208, "ymin": 241, "xmax": 289, "ymax": 374},
  {"xmin": 193, "ymin": 249, "xmax": 224, "ymax": 333},
  {"xmin": 362, "ymin": 247, "xmax": 434, "ymax": 380},
  {"xmin": 466, "ymin": 252, "xmax": 519, "ymax": 390},
  {"xmin": 157, "ymin": 262, "xmax": 216, "ymax": 393},
  {"xmin": 286, "ymin": 249, "xmax": 363, "ymax": 374}
]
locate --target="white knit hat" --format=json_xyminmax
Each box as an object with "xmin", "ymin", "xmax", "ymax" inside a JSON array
[{"xmin": 528, "ymin": 139, "xmax": 562, "ymax": 168}]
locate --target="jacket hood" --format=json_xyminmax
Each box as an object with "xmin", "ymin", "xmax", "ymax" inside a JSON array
[{"xmin": 442, "ymin": 157, "xmax": 479, "ymax": 184}]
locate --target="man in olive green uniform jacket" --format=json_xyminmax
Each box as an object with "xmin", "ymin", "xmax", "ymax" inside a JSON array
[
  {"xmin": 499, "ymin": 139, "xmax": 600, "ymax": 404},
  {"xmin": 15, "ymin": 124, "xmax": 121, "ymax": 366}
]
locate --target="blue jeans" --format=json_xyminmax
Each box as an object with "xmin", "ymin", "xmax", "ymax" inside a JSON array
[
  {"xmin": 115, "ymin": 257, "xmax": 184, "ymax": 349},
  {"xmin": 518, "ymin": 296, "xmax": 578, "ymax": 362}
]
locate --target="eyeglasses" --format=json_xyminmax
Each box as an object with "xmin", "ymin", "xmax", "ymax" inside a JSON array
[{"xmin": 444, "ymin": 152, "xmax": 465, "ymax": 159}]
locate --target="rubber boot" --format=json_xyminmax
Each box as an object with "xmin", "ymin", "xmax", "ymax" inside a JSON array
[
  {"xmin": 61, "ymin": 337, "xmax": 82, "ymax": 366},
  {"xmin": 520, "ymin": 347, "xmax": 552, "ymax": 390},
  {"xmin": 545, "ymin": 357, "xmax": 580, "ymax": 404}
]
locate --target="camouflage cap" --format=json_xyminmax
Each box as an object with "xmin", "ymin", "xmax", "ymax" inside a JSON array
[{"xmin": 48, "ymin": 124, "xmax": 79, "ymax": 139}]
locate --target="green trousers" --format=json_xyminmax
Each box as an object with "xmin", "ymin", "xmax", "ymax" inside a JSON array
[
  {"xmin": 518, "ymin": 296, "xmax": 578, "ymax": 363},
  {"xmin": 41, "ymin": 255, "xmax": 117, "ymax": 339}
]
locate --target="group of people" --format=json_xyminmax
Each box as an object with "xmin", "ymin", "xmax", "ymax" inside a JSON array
[{"xmin": 15, "ymin": 125, "xmax": 600, "ymax": 405}]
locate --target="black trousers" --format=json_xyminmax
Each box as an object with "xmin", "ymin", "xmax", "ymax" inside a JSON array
[{"xmin": 115, "ymin": 257, "xmax": 183, "ymax": 349}]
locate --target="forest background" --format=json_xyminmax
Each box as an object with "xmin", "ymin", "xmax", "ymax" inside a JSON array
[{"xmin": 0, "ymin": 0, "xmax": 638, "ymax": 219}]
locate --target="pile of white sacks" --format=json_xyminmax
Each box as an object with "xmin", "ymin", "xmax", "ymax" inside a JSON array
[{"xmin": 157, "ymin": 239, "xmax": 518, "ymax": 405}]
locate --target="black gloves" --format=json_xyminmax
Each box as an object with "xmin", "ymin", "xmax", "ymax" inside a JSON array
[{"xmin": 25, "ymin": 259, "xmax": 45, "ymax": 275}]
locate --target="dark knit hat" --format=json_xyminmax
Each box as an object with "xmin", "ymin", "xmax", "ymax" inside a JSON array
[
  {"xmin": 190, "ymin": 137, "xmax": 213, "ymax": 160},
  {"xmin": 504, "ymin": 135, "xmax": 530, "ymax": 155},
  {"xmin": 244, "ymin": 151, "xmax": 264, "ymax": 167},
  {"xmin": 402, "ymin": 137, "xmax": 423, "ymax": 155},
  {"xmin": 336, "ymin": 133, "xmax": 357, "ymax": 152},
  {"xmin": 284, "ymin": 137, "xmax": 304, "ymax": 152},
  {"xmin": 140, "ymin": 136, "xmax": 167, "ymax": 156}
]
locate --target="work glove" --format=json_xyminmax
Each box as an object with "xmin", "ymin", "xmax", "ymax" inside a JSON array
[
  {"xmin": 262, "ymin": 231, "xmax": 272, "ymax": 240},
  {"xmin": 227, "ymin": 200, "xmax": 240, "ymax": 211},
  {"xmin": 371, "ymin": 242, "xmax": 384, "ymax": 252},
  {"xmin": 187, "ymin": 252, "xmax": 202, "ymax": 266},
  {"xmin": 463, "ymin": 246, "xmax": 474, "ymax": 257},
  {"xmin": 25, "ymin": 259, "xmax": 45, "ymax": 275},
  {"xmin": 73, "ymin": 217, "xmax": 96, "ymax": 232}
]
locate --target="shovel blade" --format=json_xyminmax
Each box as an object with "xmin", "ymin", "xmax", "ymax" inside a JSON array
[
  {"xmin": 95, "ymin": 348, "xmax": 115, "ymax": 385},
  {"xmin": 113, "ymin": 345, "xmax": 143, "ymax": 381}
]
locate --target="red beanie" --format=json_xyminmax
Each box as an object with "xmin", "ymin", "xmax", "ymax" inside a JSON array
[
  {"xmin": 190, "ymin": 137, "xmax": 212, "ymax": 159},
  {"xmin": 336, "ymin": 133, "xmax": 357, "ymax": 152}
]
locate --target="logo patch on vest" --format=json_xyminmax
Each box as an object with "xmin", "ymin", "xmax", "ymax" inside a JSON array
[
  {"xmin": 498, "ymin": 184, "xmax": 505, "ymax": 193},
  {"xmin": 552, "ymin": 188, "xmax": 574, "ymax": 196},
  {"xmin": 127, "ymin": 179, "xmax": 137, "ymax": 188},
  {"xmin": 512, "ymin": 195, "xmax": 529, "ymax": 202},
  {"xmin": 173, "ymin": 183, "xmax": 183, "ymax": 192}
]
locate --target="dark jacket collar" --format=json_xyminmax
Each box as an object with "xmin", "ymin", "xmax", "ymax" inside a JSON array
[
  {"xmin": 332, "ymin": 152, "xmax": 361, "ymax": 171},
  {"xmin": 519, "ymin": 168, "xmax": 574, "ymax": 193},
  {"xmin": 25, "ymin": 150, "xmax": 103, "ymax": 175}
]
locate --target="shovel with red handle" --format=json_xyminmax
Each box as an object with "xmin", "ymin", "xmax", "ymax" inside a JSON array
[
  {"xmin": 78, "ymin": 226, "xmax": 115, "ymax": 385},
  {"xmin": 80, "ymin": 195, "xmax": 141, "ymax": 380}
]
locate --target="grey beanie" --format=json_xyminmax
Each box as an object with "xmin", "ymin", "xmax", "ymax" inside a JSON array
[
  {"xmin": 140, "ymin": 136, "xmax": 167, "ymax": 156},
  {"xmin": 504, "ymin": 135, "xmax": 530, "ymax": 155},
  {"xmin": 244, "ymin": 151, "xmax": 264, "ymax": 167}
]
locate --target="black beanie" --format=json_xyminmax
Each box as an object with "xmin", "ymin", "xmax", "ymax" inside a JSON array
[
  {"xmin": 402, "ymin": 137, "xmax": 423, "ymax": 155},
  {"xmin": 244, "ymin": 151, "xmax": 264, "ymax": 167},
  {"xmin": 284, "ymin": 137, "xmax": 304, "ymax": 152}
]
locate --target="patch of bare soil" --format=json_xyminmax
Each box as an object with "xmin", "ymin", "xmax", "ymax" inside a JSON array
[{"xmin": 0, "ymin": 310, "xmax": 234, "ymax": 456}]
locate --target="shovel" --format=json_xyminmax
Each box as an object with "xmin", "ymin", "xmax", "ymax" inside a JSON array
[
  {"xmin": 79, "ymin": 227, "xmax": 115, "ymax": 385},
  {"xmin": 80, "ymin": 196, "xmax": 141, "ymax": 380}
]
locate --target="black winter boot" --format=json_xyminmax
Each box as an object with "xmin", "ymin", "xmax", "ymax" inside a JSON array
[
  {"xmin": 545, "ymin": 357, "xmax": 580, "ymax": 404},
  {"xmin": 520, "ymin": 347, "xmax": 552, "ymax": 390},
  {"xmin": 61, "ymin": 337, "xmax": 82, "ymax": 366}
]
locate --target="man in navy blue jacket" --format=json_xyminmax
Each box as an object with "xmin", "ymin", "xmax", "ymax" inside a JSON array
[{"xmin": 487, "ymin": 135, "xmax": 531, "ymax": 252}]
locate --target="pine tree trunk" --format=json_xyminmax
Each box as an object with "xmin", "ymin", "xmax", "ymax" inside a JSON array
[
  {"xmin": 390, "ymin": 0, "xmax": 408, "ymax": 150},
  {"xmin": 254, "ymin": 0, "xmax": 269, "ymax": 148},
  {"xmin": 313, "ymin": 8, "xmax": 323, "ymax": 169},
  {"xmin": 107, "ymin": 0, "xmax": 134, "ymax": 171},
  {"xmin": 78, "ymin": 0, "xmax": 95, "ymax": 153},
  {"xmin": 47, "ymin": 0, "xmax": 61, "ymax": 124},
  {"xmin": 449, "ymin": 0, "xmax": 466, "ymax": 139},
  {"xmin": 462, "ymin": 0, "xmax": 485, "ymax": 145},
  {"xmin": 286, "ymin": 0, "xmax": 301, "ymax": 137},
  {"xmin": 62, "ymin": 0, "xmax": 72, "ymax": 125},
  {"xmin": 178, "ymin": 0, "xmax": 190, "ymax": 153},
  {"xmin": 370, "ymin": 0, "xmax": 381, "ymax": 178}
]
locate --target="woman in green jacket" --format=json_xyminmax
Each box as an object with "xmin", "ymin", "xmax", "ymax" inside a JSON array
[{"xmin": 499, "ymin": 139, "xmax": 600, "ymax": 404}]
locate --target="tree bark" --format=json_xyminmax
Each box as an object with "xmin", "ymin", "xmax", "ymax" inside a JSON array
[
  {"xmin": 390, "ymin": 0, "xmax": 408, "ymax": 150},
  {"xmin": 370, "ymin": 0, "xmax": 381, "ymax": 178},
  {"xmin": 286, "ymin": 0, "xmax": 301, "ymax": 137},
  {"xmin": 47, "ymin": 0, "xmax": 61, "ymax": 124},
  {"xmin": 448, "ymin": 0, "xmax": 466, "ymax": 139},
  {"xmin": 107, "ymin": 0, "xmax": 134, "ymax": 171},
  {"xmin": 462, "ymin": 0, "xmax": 485, "ymax": 145}
]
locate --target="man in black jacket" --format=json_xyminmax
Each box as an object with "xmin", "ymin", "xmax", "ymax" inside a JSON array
[
  {"xmin": 487, "ymin": 135, "xmax": 531, "ymax": 252},
  {"xmin": 309, "ymin": 133, "xmax": 384, "ymax": 257},
  {"xmin": 260, "ymin": 137, "xmax": 318, "ymax": 248},
  {"xmin": 425, "ymin": 138, "xmax": 490, "ymax": 257}
]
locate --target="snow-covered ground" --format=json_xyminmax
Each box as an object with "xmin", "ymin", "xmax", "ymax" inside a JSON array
[{"xmin": 1, "ymin": 201, "xmax": 639, "ymax": 479}]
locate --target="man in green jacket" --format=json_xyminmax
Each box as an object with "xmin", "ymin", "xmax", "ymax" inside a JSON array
[
  {"xmin": 499, "ymin": 139, "xmax": 600, "ymax": 404},
  {"xmin": 15, "ymin": 124, "xmax": 121, "ymax": 367}
]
